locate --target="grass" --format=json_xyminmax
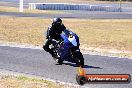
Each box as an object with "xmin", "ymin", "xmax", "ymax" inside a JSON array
[
  {"xmin": 69, "ymin": 19, "xmax": 132, "ymax": 49},
  {"xmin": 0, "ymin": 75, "xmax": 77, "ymax": 88},
  {"xmin": 0, "ymin": 6, "xmax": 68, "ymax": 14},
  {"xmin": 0, "ymin": 16, "xmax": 132, "ymax": 57}
]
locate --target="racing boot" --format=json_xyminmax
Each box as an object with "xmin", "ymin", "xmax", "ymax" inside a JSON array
[{"xmin": 48, "ymin": 50, "xmax": 56, "ymax": 58}]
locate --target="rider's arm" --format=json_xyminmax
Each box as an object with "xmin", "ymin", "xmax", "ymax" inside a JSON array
[
  {"xmin": 45, "ymin": 26, "xmax": 52, "ymax": 39},
  {"xmin": 61, "ymin": 24, "xmax": 66, "ymax": 31}
]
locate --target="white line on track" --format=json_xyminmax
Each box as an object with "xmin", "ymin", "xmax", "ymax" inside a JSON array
[
  {"xmin": 0, "ymin": 69, "xmax": 83, "ymax": 88},
  {"xmin": 0, "ymin": 41, "xmax": 131, "ymax": 59}
]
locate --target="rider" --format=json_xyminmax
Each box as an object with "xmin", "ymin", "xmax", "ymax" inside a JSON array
[{"xmin": 43, "ymin": 18, "xmax": 66, "ymax": 57}]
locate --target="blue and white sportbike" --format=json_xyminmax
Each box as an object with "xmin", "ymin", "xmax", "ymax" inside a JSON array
[{"xmin": 50, "ymin": 29, "xmax": 84, "ymax": 67}]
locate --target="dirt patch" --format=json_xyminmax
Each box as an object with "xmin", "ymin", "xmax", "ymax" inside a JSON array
[{"xmin": 0, "ymin": 75, "xmax": 78, "ymax": 88}]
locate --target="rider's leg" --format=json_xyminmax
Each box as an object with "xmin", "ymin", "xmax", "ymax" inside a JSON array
[{"xmin": 43, "ymin": 40, "xmax": 55, "ymax": 57}]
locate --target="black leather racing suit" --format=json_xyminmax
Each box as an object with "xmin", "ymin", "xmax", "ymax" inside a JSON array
[{"xmin": 43, "ymin": 23, "xmax": 66, "ymax": 56}]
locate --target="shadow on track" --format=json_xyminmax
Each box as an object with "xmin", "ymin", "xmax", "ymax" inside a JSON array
[{"xmin": 59, "ymin": 62, "xmax": 102, "ymax": 69}]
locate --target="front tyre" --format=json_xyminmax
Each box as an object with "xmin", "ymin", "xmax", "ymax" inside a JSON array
[{"xmin": 74, "ymin": 51, "xmax": 84, "ymax": 67}]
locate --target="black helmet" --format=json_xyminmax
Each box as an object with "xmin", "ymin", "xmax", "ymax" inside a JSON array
[{"xmin": 53, "ymin": 18, "xmax": 62, "ymax": 24}]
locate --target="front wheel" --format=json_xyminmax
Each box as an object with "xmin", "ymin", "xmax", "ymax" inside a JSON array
[{"xmin": 73, "ymin": 51, "xmax": 84, "ymax": 67}]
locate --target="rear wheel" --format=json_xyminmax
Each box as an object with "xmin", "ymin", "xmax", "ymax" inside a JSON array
[{"xmin": 57, "ymin": 59, "xmax": 63, "ymax": 64}]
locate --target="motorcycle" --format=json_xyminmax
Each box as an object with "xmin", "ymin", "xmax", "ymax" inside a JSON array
[{"xmin": 50, "ymin": 29, "xmax": 84, "ymax": 67}]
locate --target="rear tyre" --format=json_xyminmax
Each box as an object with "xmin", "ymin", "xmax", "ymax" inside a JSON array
[{"xmin": 57, "ymin": 59, "xmax": 63, "ymax": 64}]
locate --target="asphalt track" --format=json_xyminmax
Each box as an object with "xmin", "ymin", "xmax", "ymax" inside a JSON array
[
  {"xmin": 0, "ymin": 0, "xmax": 132, "ymax": 88},
  {"xmin": 0, "ymin": 0, "xmax": 132, "ymax": 19},
  {"xmin": 0, "ymin": 45, "xmax": 132, "ymax": 88},
  {"xmin": 1, "ymin": 11, "xmax": 132, "ymax": 19}
]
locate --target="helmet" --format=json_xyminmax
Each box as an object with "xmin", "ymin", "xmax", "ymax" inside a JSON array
[{"xmin": 53, "ymin": 18, "xmax": 62, "ymax": 24}]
